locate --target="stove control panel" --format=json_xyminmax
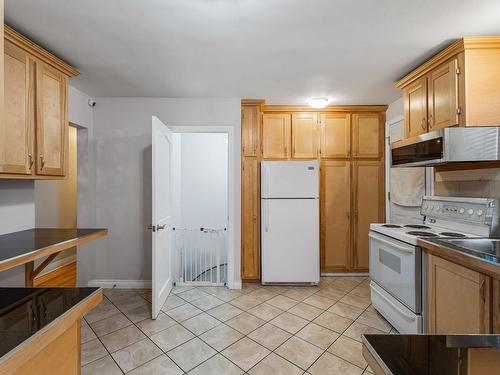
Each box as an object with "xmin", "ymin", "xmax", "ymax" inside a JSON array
[{"xmin": 421, "ymin": 197, "xmax": 498, "ymax": 225}]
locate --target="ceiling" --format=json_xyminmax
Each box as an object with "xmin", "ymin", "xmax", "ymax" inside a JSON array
[{"xmin": 5, "ymin": 0, "xmax": 500, "ymax": 104}]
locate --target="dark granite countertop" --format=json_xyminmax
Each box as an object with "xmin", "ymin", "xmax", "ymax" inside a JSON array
[
  {"xmin": 0, "ymin": 228, "xmax": 107, "ymax": 271},
  {"xmin": 0, "ymin": 287, "xmax": 100, "ymax": 358},
  {"xmin": 363, "ymin": 334, "xmax": 500, "ymax": 375}
]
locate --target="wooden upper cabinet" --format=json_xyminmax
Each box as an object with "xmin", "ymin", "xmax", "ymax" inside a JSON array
[
  {"xmin": 35, "ymin": 61, "xmax": 68, "ymax": 176},
  {"xmin": 321, "ymin": 161, "xmax": 351, "ymax": 272},
  {"xmin": 352, "ymin": 113, "xmax": 382, "ymax": 158},
  {"xmin": 241, "ymin": 105, "xmax": 259, "ymax": 157},
  {"xmin": 404, "ymin": 77, "xmax": 428, "ymax": 138},
  {"xmin": 353, "ymin": 160, "xmax": 383, "ymax": 271},
  {"xmin": 262, "ymin": 113, "xmax": 291, "ymax": 159},
  {"xmin": 291, "ymin": 113, "xmax": 317, "ymax": 159},
  {"xmin": 428, "ymin": 58, "xmax": 459, "ymax": 131},
  {"xmin": 241, "ymin": 157, "xmax": 260, "ymax": 280},
  {"xmin": 427, "ymin": 254, "xmax": 491, "ymax": 334},
  {"xmin": 1, "ymin": 40, "xmax": 34, "ymax": 175},
  {"xmin": 319, "ymin": 113, "xmax": 350, "ymax": 158}
]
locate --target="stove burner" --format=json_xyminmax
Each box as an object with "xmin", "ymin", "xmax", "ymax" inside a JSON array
[
  {"xmin": 439, "ymin": 232, "xmax": 467, "ymax": 238},
  {"xmin": 404, "ymin": 225, "xmax": 431, "ymax": 229},
  {"xmin": 382, "ymin": 224, "xmax": 402, "ymax": 228},
  {"xmin": 407, "ymin": 231, "xmax": 438, "ymax": 237}
]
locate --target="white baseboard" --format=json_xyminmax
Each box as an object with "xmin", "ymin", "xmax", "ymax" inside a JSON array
[
  {"xmin": 88, "ymin": 279, "xmax": 152, "ymax": 289},
  {"xmin": 228, "ymin": 280, "xmax": 242, "ymax": 290},
  {"xmin": 321, "ymin": 273, "xmax": 369, "ymax": 277}
]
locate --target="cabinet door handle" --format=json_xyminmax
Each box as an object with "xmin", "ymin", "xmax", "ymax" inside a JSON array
[
  {"xmin": 480, "ymin": 280, "xmax": 486, "ymax": 303},
  {"xmin": 428, "ymin": 114, "xmax": 433, "ymax": 128},
  {"xmin": 40, "ymin": 155, "xmax": 45, "ymax": 170},
  {"xmin": 420, "ymin": 118, "xmax": 427, "ymax": 130},
  {"xmin": 28, "ymin": 154, "xmax": 34, "ymax": 170}
]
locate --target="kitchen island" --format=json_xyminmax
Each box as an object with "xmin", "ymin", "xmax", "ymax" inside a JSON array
[
  {"xmin": 0, "ymin": 228, "xmax": 107, "ymax": 286},
  {"xmin": 0, "ymin": 287, "xmax": 102, "ymax": 374},
  {"xmin": 362, "ymin": 333, "xmax": 500, "ymax": 375}
]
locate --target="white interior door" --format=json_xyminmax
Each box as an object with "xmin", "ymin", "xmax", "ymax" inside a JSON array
[{"xmin": 152, "ymin": 116, "xmax": 173, "ymax": 319}]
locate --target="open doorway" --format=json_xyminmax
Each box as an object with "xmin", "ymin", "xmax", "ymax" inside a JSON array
[{"xmin": 172, "ymin": 132, "xmax": 229, "ymax": 286}]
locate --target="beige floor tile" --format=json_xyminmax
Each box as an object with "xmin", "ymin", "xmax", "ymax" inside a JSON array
[
  {"xmin": 308, "ymin": 352, "xmax": 363, "ymax": 375},
  {"xmin": 182, "ymin": 312, "xmax": 221, "ymax": 335},
  {"xmin": 313, "ymin": 311, "xmax": 353, "ymax": 334},
  {"xmin": 81, "ymin": 323, "xmax": 97, "ymax": 344},
  {"xmin": 266, "ymin": 295, "xmax": 298, "ymax": 310},
  {"xmin": 81, "ymin": 355, "xmax": 123, "ymax": 375},
  {"xmin": 128, "ymin": 354, "xmax": 183, "ymax": 375},
  {"xmin": 81, "ymin": 338, "xmax": 109, "ymax": 366},
  {"xmin": 103, "ymin": 289, "xmax": 138, "ymax": 303},
  {"xmin": 328, "ymin": 335, "xmax": 366, "ymax": 369},
  {"xmin": 288, "ymin": 302, "xmax": 323, "ymax": 321},
  {"xmin": 222, "ymin": 337, "xmax": 270, "ymax": 371},
  {"xmin": 209, "ymin": 288, "xmax": 245, "ymax": 302},
  {"xmin": 165, "ymin": 303, "xmax": 202, "ymax": 322},
  {"xmin": 355, "ymin": 310, "xmax": 392, "ymax": 332},
  {"xmin": 248, "ymin": 288, "xmax": 280, "ymax": 302},
  {"xmin": 171, "ymin": 285, "xmax": 194, "ymax": 294},
  {"xmin": 296, "ymin": 323, "xmax": 340, "ymax": 350},
  {"xmin": 167, "ymin": 338, "xmax": 217, "ymax": 372},
  {"xmin": 249, "ymin": 352, "xmax": 303, "ymax": 375},
  {"xmin": 315, "ymin": 288, "xmax": 345, "ymax": 302},
  {"xmin": 248, "ymin": 323, "xmax": 291, "ymax": 350},
  {"xmin": 136, "ymin": 312, "xmax": 177, "ymax": 336},
  {"xmin": 270, "ymin": 312, "xmax": 309, "ymax": 334},
  {"xmin": 150, "ymin": 324, "xmax": 194, "ymax": 352},
  {"xmin": 229, "ymin": 294, "xmax": 262, "ymax": 310},
  {"xmin": 85, "ymin": 299, "xmax": 121, "ymax": 324},
  {"xmin": 122, "ymin": 303, "xmax": 152, "ymax": 323},
  {"xmin": 303, "ymin": 294, "xmax": 336, "ymax": 310},
  {"xmin": 275, "ymin": 336, "xmax": 323, "ymax": 370},
  {"xmin": 114, "ymin": 296, "xmax": 149, "ymax": 313},
  {"xmin": 189, "ymin": 354, "xmax": 243, "ymax": 375},
  {"xmin": 101, "ymin": 325, "xmax": 147, "ymax": 353},
  {"xmin": 247, "ymin": 303, "xmax": 284, "ymax": 321},
  {"xmin": 282, "ymin": 288, "xmax": 317, "ymax": 301},
  {"xmin": 190, "ymin": 294, "xmax": 225, "ymax": 311},
  {"xmin": 161, "ymin": 294, "xmax": 187, "ymax": 311},
  {"xmin": 207, "ymin": 303, "xmax": 243, "ymax": 322},
  {"xmin": 363, "ymin": 365, "xmax": 374, "ymax": 374},
  {"xmin": 332, "ymin": 278, "xmax": 362, "ymax": 292},
  {"xmin": 328, "ymin": 302, "xmax": 364, "ymax": 320},
  {"xmin": 112, "ymin": 338, "xmax": 162, "ymax": 373},
  {"xmin": 90, "ymin": 312, "xmax": 132, "ymax": 337},
  {"xmin": 342, "ymin": 322, "xmax": 385, "ymax": 343},
  {"xmin": 226, "ymin": 312, "xmax": 265, "ymax": 334},
  {"xmin": 349, "ymin": 286, "xmax": 370, "ymax": 299},
  {"xmin": 199, "ymin": 323, "xmax": 244, "ymax": 351},
  {"xmin": 339, "ymin": 294, "xmax": 371, "ymax": 309},
  {"xmin": 177, "ymin": 288, "xmax": 209, "ymax": 302}
]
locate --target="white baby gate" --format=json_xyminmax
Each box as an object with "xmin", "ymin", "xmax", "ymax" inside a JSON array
[{"xmin": 173, "ymin": 227, "xmax": 227, "ymax": 286}]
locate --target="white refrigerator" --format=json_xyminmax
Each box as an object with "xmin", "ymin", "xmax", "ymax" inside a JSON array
[{"xmin": 261, "ymin": 160, "xmax": 320, "ymax": 284}]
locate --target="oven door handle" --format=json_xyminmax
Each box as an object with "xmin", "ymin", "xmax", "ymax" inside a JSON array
[{"xmin": 369, "ymin": 232, "xmax": 414, "ymax": 255}]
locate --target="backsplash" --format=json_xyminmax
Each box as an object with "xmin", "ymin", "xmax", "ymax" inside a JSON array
[{"xmin": 434, "ymin": 167, "xmax": 500, "ymax": 199}]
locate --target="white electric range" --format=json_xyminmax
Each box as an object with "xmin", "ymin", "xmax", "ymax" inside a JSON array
[{"xmin": 369, "ymin": 196, "xmax": 500, "ymax": 333}]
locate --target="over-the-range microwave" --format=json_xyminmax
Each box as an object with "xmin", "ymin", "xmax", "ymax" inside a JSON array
[{"xmin": 391, "ymin": 127, "xmax": 500, "ymax": 167}]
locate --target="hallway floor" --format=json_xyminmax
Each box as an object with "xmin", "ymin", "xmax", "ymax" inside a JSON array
[{"xmin": 81, "ymin": 277, "xmax": 394, "ymax": 374}]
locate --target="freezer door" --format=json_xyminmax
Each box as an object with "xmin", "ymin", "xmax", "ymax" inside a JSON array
[
  {"xmin": 261, "ymin": 198, "xmax": 319, "ymax": 283},
  {"xmin": 261, "ymin": 161, "xmax": 319, "ymax": 198}
]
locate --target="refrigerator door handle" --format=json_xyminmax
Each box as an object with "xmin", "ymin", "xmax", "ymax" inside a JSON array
[
  {"xmin": 263, "ymin": 200, "xmax": 270, "ymax": 232},
  {"xmin": 265, "ymin": 164, "xmax": 271, "ymax": 198}
]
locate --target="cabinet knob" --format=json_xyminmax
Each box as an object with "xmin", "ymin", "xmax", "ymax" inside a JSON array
[{"xmin": 420, "ymin": 118, "xmax": 426, "ymax": 130}]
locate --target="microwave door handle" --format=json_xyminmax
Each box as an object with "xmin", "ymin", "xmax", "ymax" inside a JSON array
[{"xmin": 369, "ymin": 233, "xmax": 414, "ymax": 254}]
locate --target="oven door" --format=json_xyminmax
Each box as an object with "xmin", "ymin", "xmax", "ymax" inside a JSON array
[{"xmin": 369, "ymin": 231, "xmax": 421, "ymax": 313}]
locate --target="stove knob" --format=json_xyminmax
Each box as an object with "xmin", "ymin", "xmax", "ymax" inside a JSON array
[
  {"xmin": 459, "ymin": 208, "xmax": 465, "ymax": 214},
  {"xmin": 477, "ymin": 209, "xmax": 483, "ymax": 217},
  {"xmin": 468, "ymin": 209, "xmax": 474, "ymax": 215}
]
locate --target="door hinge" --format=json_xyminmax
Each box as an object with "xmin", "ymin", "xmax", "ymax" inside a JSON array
[
  {"xmin": 456, "ymin": 107, "xmax": 462, "ymax": 115},
  {"xmin": 456, "ymin": 67, "xmax": 460, "ymax": 75},
  {"xmin": 388, "ymin": 191, "xmax": 391, "ymax": 201},
  {"xmin": 147, "ymin": 224, "xmax": 156, "ymax": 232}
]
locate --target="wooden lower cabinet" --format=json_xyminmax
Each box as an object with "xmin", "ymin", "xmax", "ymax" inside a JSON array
[
  {"xmin": 352, "ymin": 160, "xmax": 384, "ymax": 271},
  {"xmin": 321, "ymin": 161, "xmax": 351, "ymax": 272},
  {"xmin": 427, "ymin": 254, "xmax": 491, "ymax": 334},
  {"xmin": 241, "ymin": 157, "xmax": 260, "ymax": 280}
]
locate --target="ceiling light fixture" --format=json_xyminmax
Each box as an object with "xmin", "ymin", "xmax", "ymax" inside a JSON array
[{"xmin": 306, "ymin": 97, "xmax": 329, "ymax": 109}]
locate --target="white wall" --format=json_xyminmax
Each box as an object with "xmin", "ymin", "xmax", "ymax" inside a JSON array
[
  {"xmin": 91, "ymin": 97, "xmax": 241, "ymax": 288},
  {"xmin": 180, "ymin": 133, "xmax": 228, "ymax": 230}
]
